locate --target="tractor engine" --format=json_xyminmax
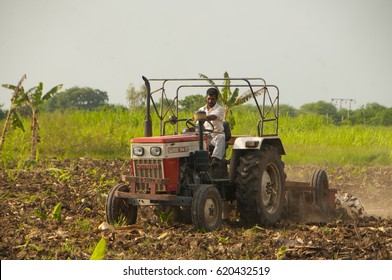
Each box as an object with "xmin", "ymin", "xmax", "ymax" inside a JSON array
[{"xmin": 130, "ymin": 134, "xmax": 208, "ymax": 194}]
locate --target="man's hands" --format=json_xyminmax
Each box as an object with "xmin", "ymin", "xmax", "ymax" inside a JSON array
[{"xmin": 206, "ymin": 114, "xmax": 217, "ymax": 121}]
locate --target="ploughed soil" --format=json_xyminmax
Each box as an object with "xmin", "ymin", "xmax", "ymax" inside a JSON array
[{"xmin": 0, "ymin": 159, "xmax": 391, "ymax": 260}]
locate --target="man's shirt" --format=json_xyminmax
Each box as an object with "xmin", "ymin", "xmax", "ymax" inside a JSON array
[{"xmin": 198, "ymin": 103, "xmax": 224, "ymax": 134}]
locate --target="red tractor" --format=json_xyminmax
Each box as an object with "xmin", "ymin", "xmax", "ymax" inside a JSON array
[{"xmin": 105, "ymin": 76, "xmax": 335, "ymax": 231}]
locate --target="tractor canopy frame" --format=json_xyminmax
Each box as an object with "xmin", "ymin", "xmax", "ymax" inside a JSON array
[{"xmin": 142, "ymin": 76, "xmax": 280, "ymax": 138}]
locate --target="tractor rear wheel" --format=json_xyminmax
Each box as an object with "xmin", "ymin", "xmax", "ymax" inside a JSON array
[
  {"xmin": 191, "ymin": 185, "xmax": 222, "ymax": 231},
  {"xmin": 106, "ymin": 183, "xmax": 138, "ymax": 225},
  {"xmin": 235, "ymin": 146, "xmax": 286, "ymax": 226}
]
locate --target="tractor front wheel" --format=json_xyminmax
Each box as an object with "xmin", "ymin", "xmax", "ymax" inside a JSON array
[
  {"xmin": 191, "ymin": 185, "xmax": 222, "ymax": 231},
  {"xmin": 106, "ymin": 183, "xmax": 138, "ymax": 225}
]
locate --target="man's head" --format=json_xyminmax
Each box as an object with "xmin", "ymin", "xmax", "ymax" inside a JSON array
[{"xmin": 206, "ymin": 87, "xmax": 219, "ymax": 109}]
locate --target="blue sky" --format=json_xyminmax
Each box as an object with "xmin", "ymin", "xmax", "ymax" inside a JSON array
[{"xmin": 1, "ymin": 0, "xmax": 391, "ymax": 110}]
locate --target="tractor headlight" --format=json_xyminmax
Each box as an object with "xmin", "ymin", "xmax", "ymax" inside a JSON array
[
  {"xmin": 132, "ymin": 146, "xmax": 144, "ymax": 156},
  {"xmin": 150, "ymin": 146, "xmax": 162, "ymax": 156}
]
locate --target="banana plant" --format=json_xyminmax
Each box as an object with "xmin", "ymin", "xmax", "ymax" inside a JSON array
[
  {"xmin": 0, "ymin": 75, "xmax": 27, "ymax": 152},
  {"xmin": 2, "ymin": 79, "xmax": 62, "ymax": 160},
  {"xmin": 199, "ymin": 72, "xmax": 237, "ymax": 127},
  {"xmin": 199, "ymin": 72, "xmax": 265, "ymax": 128}
]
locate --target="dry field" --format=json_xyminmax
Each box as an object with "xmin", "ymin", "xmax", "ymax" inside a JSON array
[{"xmin": 0, "ymin": 159, "xmax": 391, "ymax": 260}]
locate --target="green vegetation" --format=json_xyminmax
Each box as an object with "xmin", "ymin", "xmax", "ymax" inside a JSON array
[
  {"xmin": 0, "ymin": 107, "xmax": 391, "ymax": 167},
  {"xmin": 0, "ymin": 74, "xmax": 390, "ymax": 167},
  {"xmin": 44, "ymin": 87, "xmax": 108, "ymax": 112},
  {"xmin": 280, "ymin": 115, "xmax": 391, "ymax": 165},
  {"xmin": 52, "ymin": 203, "xmax": 62, "ymax": 222},
  {"xmin": 1, "ymin": 77, "xmax": 62, "ymax": 160},
  {"xmin": 199, "ymin": 72, "xmax": 269, "ymax": 129},
  {"xmin": 90, "ymin": 237, "xmax": 106, "ymax": 260},
  {"xmin": 236, "ymin": 100, "xmax": 392, "ymax": 127}
]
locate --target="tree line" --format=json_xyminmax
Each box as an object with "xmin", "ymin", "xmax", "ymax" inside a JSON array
[
  {"xmin": 1, "ymin": 83, "xmax": 392, "ymax": 127},
  {"xmin": 278, "ymin": 101, "xmax": 392, "ymax": 126}
]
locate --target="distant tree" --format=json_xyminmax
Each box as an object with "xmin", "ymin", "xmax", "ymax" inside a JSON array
[
  {"xmin": 362, "ymin": 103, "xmax": 386, "ymax": 125},
  {"xmin": 179, "ymin": 94, "xmax": 205, "ymax": 111},
  {"xmin": 335, "ymin": 108, "xmax": 351, "ymax": 124},
  {"xmin": 363, "ymin": 102, "xmax": 386, "ymax": 112},
  {"xmin": 299, "ymin": 101, "xmax": 337, "ymax": 116},
  {"xmin": 126, "ymin": 84, "xmax": 146, "ymax": 109},
  {"xmin": 100, "ymin": 103, "xmax": 128, "ymax": 111},
  {"xmin": 347, "ymin": 106, "xmax": 366, "ymax": 125},
  {"xmin": 279, "ymin": 104, "xmax": 297, "ymax": 117},
  {"xmin": 346, "ymin": 103, "xmax": 389, "ymax": 126},
  {"xmin": 0, "ymin": 104, "xmax": 6, "ymax": 120},
  {"xmin": 377, "ymin": 108, "xmax": 392, "ymax": 126},
  {"xmin": 362, "ymin": 103, "xmax": 392, "ymax": 126},
  {"xmin": 45, "ymin": 87, "xmax": 108, "ymax": 111}
]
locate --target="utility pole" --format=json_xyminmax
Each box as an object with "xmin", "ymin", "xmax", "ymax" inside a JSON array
[{"xmin": 331, "ymin": 98, "xmax": 356, "ymax": 117}]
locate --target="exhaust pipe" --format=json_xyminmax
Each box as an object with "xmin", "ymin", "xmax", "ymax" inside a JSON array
[{"xmin": 142, "ymin": 76, "xmax": 152, "ymax": 137}]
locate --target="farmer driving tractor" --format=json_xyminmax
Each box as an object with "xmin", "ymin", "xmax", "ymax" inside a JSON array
[
  {"xmin": 197, "ymin": 87, "xmax": 226, "ymax": 167},
  {"xmin": 105, "ymin": 76, "xmax": 335, "ymax": 232}
]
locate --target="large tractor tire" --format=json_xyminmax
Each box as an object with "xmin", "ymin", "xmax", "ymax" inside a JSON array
[
  {"xmin": 106, "ymin": 183, "xmax": 138, "ymax": 225},
  {"xmin": 191, "ymin": 185, "xmax": 222, "ymax": 231},
  {"xmin": 235, "ymin": 146, "xmax": 286, "ymax": 226}
]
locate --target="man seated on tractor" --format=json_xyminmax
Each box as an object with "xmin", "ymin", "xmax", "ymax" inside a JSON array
[{"xmin": 198, "ymin": 87, "xmax": 226, "ymax": 166}]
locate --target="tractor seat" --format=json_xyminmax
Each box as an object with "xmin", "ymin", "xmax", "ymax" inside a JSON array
[{"xmin": 223, "ymin": 121, "xmax": 231, "ymax": 142}]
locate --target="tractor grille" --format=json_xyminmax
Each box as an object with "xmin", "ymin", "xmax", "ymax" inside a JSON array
[{"xmin": 133, "ymin": 159, "xmax": 164, "ymax": 192}]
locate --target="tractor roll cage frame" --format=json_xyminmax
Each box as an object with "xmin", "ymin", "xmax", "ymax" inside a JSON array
[{"xmin": 142, "ymin": 76, "xmax": 280, "ymax": 138}]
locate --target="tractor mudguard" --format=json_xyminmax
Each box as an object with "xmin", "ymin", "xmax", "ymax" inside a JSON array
[{"xmin": 232, "ymin": 136, "xmax": 285, "ymax": 155}]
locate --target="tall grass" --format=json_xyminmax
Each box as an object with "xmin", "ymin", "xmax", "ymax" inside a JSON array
[
  {"xmin": 1, "ymin": 108, "xmax": 134, "ymax": 166},
  {"xmin": 0, "ymin": 109, "xmax": 391, "ymax": 167},
  {"xmin": 231, "ymin": 112, "xmax": 391, "ymax": 165},
  {"xmin": 279, "ymin": 115, "xmax": 391, "ymax": 165},
  {"xmin": 40, "ymin": 109, "xmax": 139, "ymax": 158}
]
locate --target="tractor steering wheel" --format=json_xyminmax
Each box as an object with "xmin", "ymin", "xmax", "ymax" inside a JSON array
[{"xmin": 185, "ymin": 117, "xmax": 214, "ymax": 134}]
